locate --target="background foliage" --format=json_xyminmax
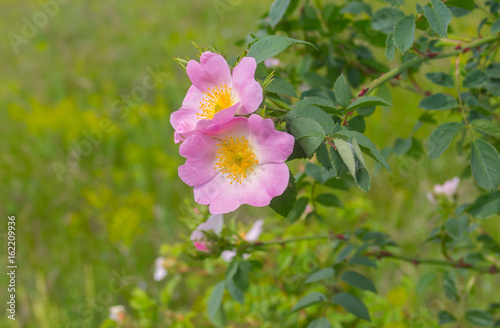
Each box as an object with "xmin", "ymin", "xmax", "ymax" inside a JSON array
[{"xmin": 1, "ymin": 0, "xmax": 499, "ymax": 327}]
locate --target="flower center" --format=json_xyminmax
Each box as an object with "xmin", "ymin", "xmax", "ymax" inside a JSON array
[
  {"xmin": 198, "ymin": 84, "xmax": 233, "ymax": 120},
  {"xmin": 214, "ymin": 136, "xmax": 259, "ymax": 184}
]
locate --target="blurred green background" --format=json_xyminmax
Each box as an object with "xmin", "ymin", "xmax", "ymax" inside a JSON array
[{"xmin": 0, "ymin": 0, "xmax": 498, "ymax": 327}]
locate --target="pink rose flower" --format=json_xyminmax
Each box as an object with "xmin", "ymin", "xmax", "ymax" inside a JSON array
[
  {"xmin": 427, "ymin": 177, "xmax": 460, "ymax": 204},
  {"xmin": 264, "ymin": 58, "xmax": 281, "ymax": 68},
  {"xmin": 153, "ymin": 257, "xmax": 168, "ymax": 281},
  {"xmin": 178, "ymin": 114, "xmax": 294, "ymax": 214},
  {"xmin": 190, "ymin": 214, "xmax": 224, "ymax": 251},
  {"xmin": 109, "ymin": 305, "xmax": 126, "ymax": 322},
  {"xmin": 221, "ymin": 219, "xmax": 264, "ymax": 262},
  {"xmin": 170, "ymin": 51, "xmax": 263, "ymax": 143}
]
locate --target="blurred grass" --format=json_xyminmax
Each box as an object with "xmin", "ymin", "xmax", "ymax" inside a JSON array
[
  {"xmin": 0, "ymin": 0, "xmax": 268, "ymax": 326},
  {"xmin": 0, "ymin": 0, "xmax": 498, "ymax": 327}
]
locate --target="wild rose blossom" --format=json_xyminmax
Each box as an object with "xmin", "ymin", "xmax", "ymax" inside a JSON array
[
  {"xmin": 109, "ymin": 305, "xmax": 126, "ymax": 322},
  {"xmin": 221, "ymin": 219, "xmax": 263, "ymax": 262},
  {"xmin": 190, "ymin": 214, "xmax": 224, "ymax": 252},
  {"xmin": 427, "ymin": 177, "xmax": 460, "ymax": 204},
  {"xmin": 153, "ymin": 257, "xmax": 168, "ymax": 281},
  {"xmin": 178, "ymin": 114, "xmax": 294, "ymax": 214},
  {"xmin": 170, "ymin": 51, "xmax": 263, "ymax": 143},
  {"xmin": 264, "ymin": 58, "xmax": 281, "ymax": 68}
]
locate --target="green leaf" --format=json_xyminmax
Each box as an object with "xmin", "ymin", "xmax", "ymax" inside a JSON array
[
  {"xmin": 266, "ymin": 77, "xmax": 297, "ymax": 97},
  {"xmin": 334, "ymin": 74, "xmax": 352, "ymax": 108},
  {"xmin": 346, "ymin": 96, "xmax": 389, "ymax": 111},
  {"xmin": 393, "ymin": 15, "xmax": 415, "ymax": 54},
  {"xmin": 291, "ymin": 292, "xmax": 327, "ymax": 312},
  {"xmin": 438, "ymin": 310, "xmax": 457, "ymax": 325},
  {"xmin": 427, "ymin": 122, "xmax": 464, "ymax": 159},
  {"xmin": 341, "ymin": 1, "xmax": 372, "ymax": 15},
  {"xmin": 247, "ymin": 36, "xmax": 315, "ymax": 64},
  {"xmin": 354, "ymin": 164, "xmax": 371, "ymax": 192},
  {"xmin": 340, "ymin": 271, "xmax": 377, "ymax": 293},
  {"xmin": 471, "ymin": 139, "xmax": 500, "ymax": 191},
  {"xmin": 337, "ymin": 130, "xmax": 391, "ymax": 171},
  {"xmin": 486, "ymin": 63, "xmax": 500, "ymax": 79},
  {"xmin": 308, "ymin": 318, "xmax": 332, "ymax": 328},
  {"xmin": 445, "ymin": 0, "xmax": 474, "ymax": 11},
  {"xmin": 316, "ymin": 143, "xmax": 333, "ymax": 171},
  {"xmin": 316, "ymin": 193, "xmax": 343, "ymax": 208},
  {"xmin": 467, "ymin": 191, "xmax": 500, "ymax": 219},
  {"xmin": 270, "ymin": 171, "xmax": 297, "ymax": 218},
  {"xmin": 332, "ymin": 293, "xmax": 371, "ymax": 322},
  {"xmin": 297, "ymin": 96, "xmax": 338, "ymax": 111},
  {"xmin": 226, "ymin": 279, "xmax": 244, "ymax": 304},
  {"xmin": 385, "ymin": 33, "xmax": 396, "ymax": 61},
  {"xmin": 333, "ymin": 138, "xmax": 356, "ymax": 176},
  {"xmin": 208, "ymin": 282, "xmax": 226, "ymax": 327},
  {"xmin": 306, "ymin": 162, "xmax": 335, "ymax": 183},
  {"xmin": 348, "ymin": 255, "xmax": 378, "ymax": 268},
  {"xmin": 463, "ymin": 69, "xmax": 489, "ymax": 88},
  {"xmin": 347, "ymin": 116, "xmax": 365, "ymax": 133},
  {"xmin": 288, "ymin": 104, "xmax": 336, "ymax": 135},
  {"xmin": 471, "ymin": 119, "xmax": 500, "ymax": 140},
  {"xmin": 305, "ymin": 268, "xmax": 335, "ymax": 284},
  {"xmin": 419, "ymin": 93, "xmax": 458, "ymax": 110},
  {"xmin": 372, "ymin": 7, "xmax": 405, "ymax": 34},
  {"xmin": 443, "ymin": 272, "xmax": 459, "ymax": 302},
  {"xmin": 424, "ymin": 0, "xmax": 452, "ymax": 37},
  {"xmin": 425, "ymin": 72, "xmax": 455, "ymax": 87},
  {"xmin": 288, "ymin": 197, "xmax": 309, "ymax": 223},
  {"xmin": 491, "ymin": 18, "xmax": 500, "ymax": 33},
  {"xmin": 233, "ymin": 262, "xmax": 250, "ymax": 291},
  {"xmin": 445, "ymin": 215, "xmax": 468, "ymax": 239},
  {"xmin": 393, "ymin": 137, "xmax": 412, "ymax": 155},
  {"xmin": 287, "ymin": 117, "xmax": 326, "ymax": 158},
  {"xmin": 465, "ymin": 309, "xmax": 494, "ymax": 327},
  {"xmin": 269, "ymin": 0, "xmax": 291, "ymax": 28}
]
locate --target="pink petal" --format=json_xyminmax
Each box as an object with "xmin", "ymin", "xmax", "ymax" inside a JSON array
[
  {"xmin": 194, "ymin": 241, "xmax": 210, "ymax": 252},
  {"xmin": 186, "ymin": 52, "xmax": 232, "ymax": 91},
  {"xmin": 232, "ymin": 57, "xmax": 263, "ymax": 114},
  {"xmin": 247, "ymin": 114, "xmax": 295, "ymax": 164},
  {"xmin": 194, "ymin": 163, "xmax": 290, "ymax": 214},
  {"xmin": 178, "ymin": 134, "xmax": 219, "ymax": 186},
  {"xmin": 154, "ymin": 257, "xmax": 168, "ymax": 281},
  {"xmin": 221, "ymin": 250, "xmax": 237, "ymax": 262},
  {"xmin": 427, "ymin": 191, "xmax": 437, "ymax": 204},
  {"xmin": 193, "ymin": 102, "xmax": 240, "ymax": 132},
  {"xmin": 264, "ymin": 58, "xmax": 281, "ymax": 68},
  {"xmin": 190, "ymin": 214, "xmax": 224, "ymax": 241},
  {"xmin": 198, "ymin": 116, "xmax": 249, "ymax": 139},
  {"xmin": 245, "ymin": 219, "xmax": 264, "ymax": 242},
  {"xmin": 170, "ymin": 106, "xmax": 198, "ymax": 134},
  {"xmin": 181, "ymin": 84, "xmax": 205, "ymax": 109},
  {"xmin": 443, "ymin": 177, "xmax": 460, "ymax": 196}
]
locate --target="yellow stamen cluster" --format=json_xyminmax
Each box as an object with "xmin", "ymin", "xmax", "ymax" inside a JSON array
[
  {"xmin": 214, "ymin": 136, "xmax": 258, "ymax": 184},
  {"xmin": 198, "ymin": 84, "xmax": 233, "ymax": 119}
]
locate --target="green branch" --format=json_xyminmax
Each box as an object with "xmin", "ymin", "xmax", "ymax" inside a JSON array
[
  {"xmin": 360, "ymin": 34, "xmax": 500, "ymax": 97},
  {"xmin": 251, "ymin": 234, "xmax": 499, "ymax": 275}
]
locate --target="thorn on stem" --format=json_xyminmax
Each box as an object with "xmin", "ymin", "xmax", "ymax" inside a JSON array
[
  {"xmin": 358, "ymin": 86, "xmax": 369, "ymax": 97},
  {"xmin": 335, "ymin": 234, "xmax": 346, "ymax": 241}
]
